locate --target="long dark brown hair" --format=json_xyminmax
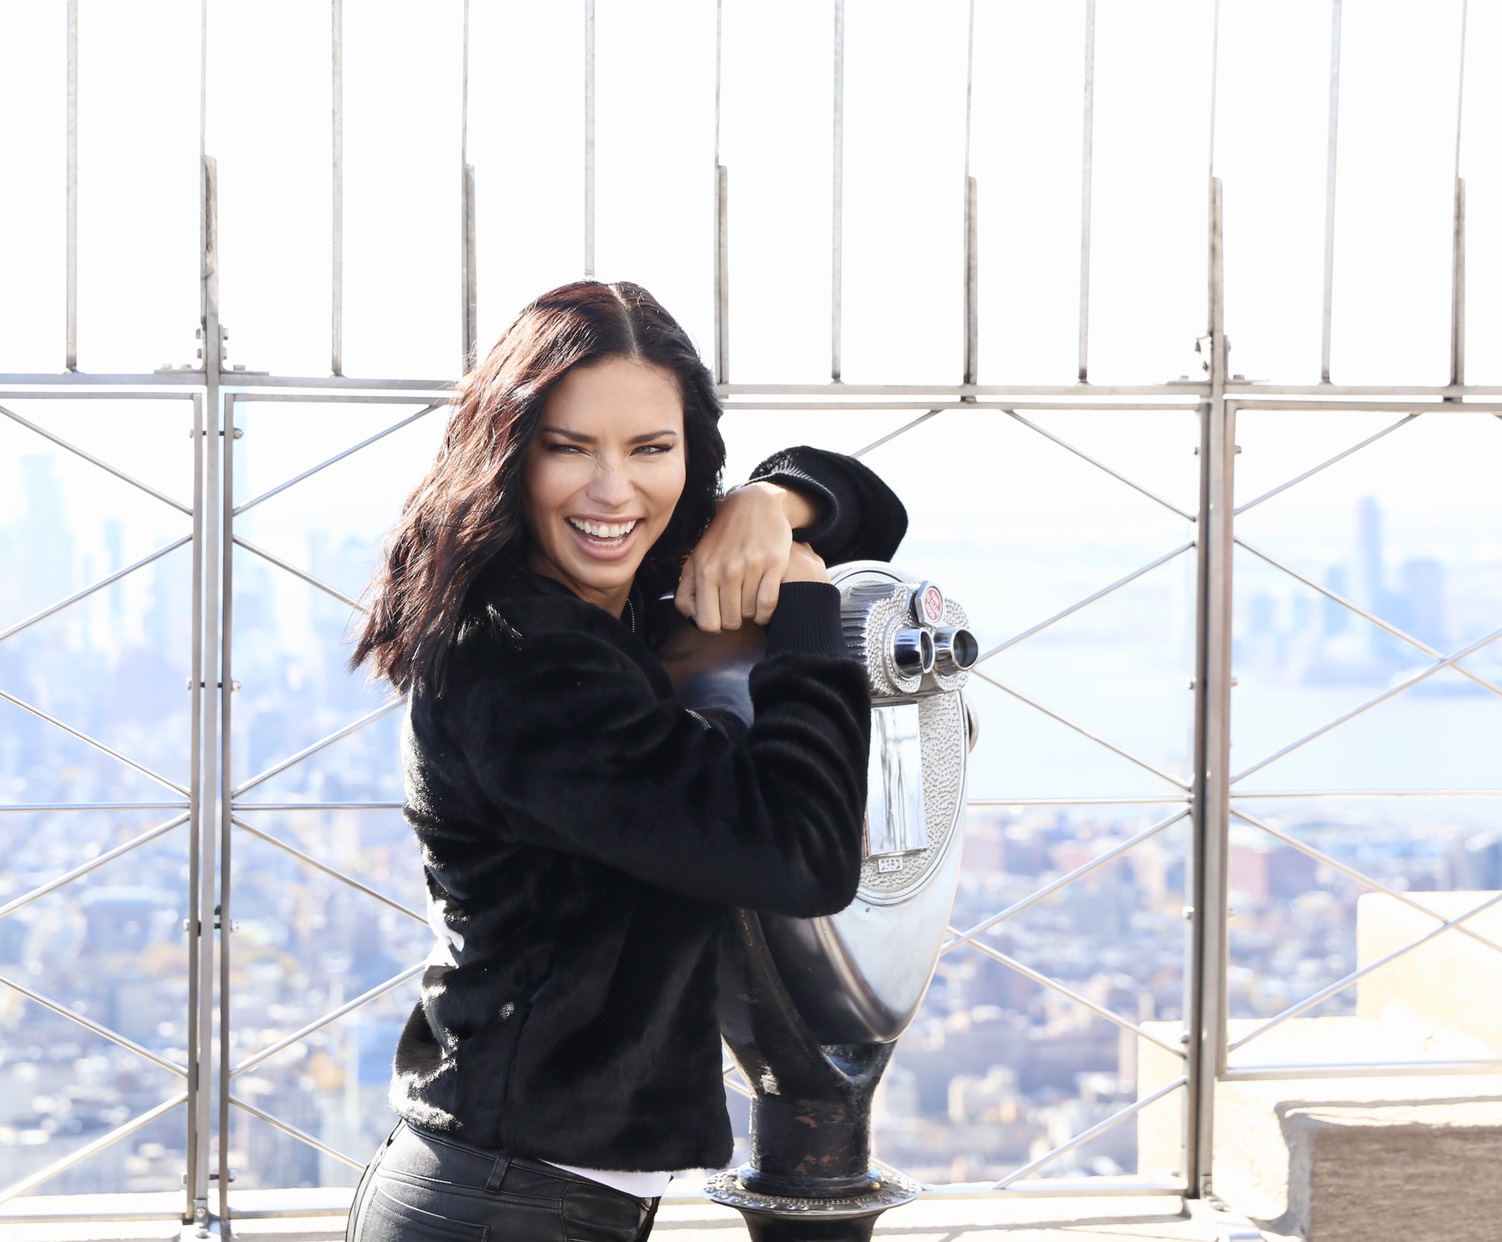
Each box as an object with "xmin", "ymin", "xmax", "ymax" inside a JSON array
[{"xmin": 351, "ymin": 280, "xmax": 725, "ymax": 690}]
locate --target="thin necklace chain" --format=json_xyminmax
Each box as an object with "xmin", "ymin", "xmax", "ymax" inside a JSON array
[{"xmin": 623, "ymin": 597, "xmax": 636, "ymax": 634}]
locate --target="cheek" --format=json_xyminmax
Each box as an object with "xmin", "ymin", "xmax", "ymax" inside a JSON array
[
  {"xmin": 521, "ymin": 452, "xmax": 569, "ymax": 511},
  {"xmin": 659, "ymin": 464, "xmax": 688, "ymax": 515},
  {"xmin": 519, "ymin": 457, "xmax": 556, "ymax": 535}
]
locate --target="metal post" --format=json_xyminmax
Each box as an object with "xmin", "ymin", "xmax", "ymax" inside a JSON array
[
  {"xmin": 715, "ymin": 165, "xmax": 730, "ymax": 386},
  {"xmin": 331, "ymin": 0, "xmax": 344, "ymax": 376},
  {"xmin": 1448, "ymin": 3, "xmax": 1468, "ymax": 393},
  {"xmin": 831, "ymin": 0, "xmax": 844, "ymax": 382},
  {"xmin": 462, "ymin": 166, "xmax": 477, "ymax": 369},
  {"xmin": 65, "ymin": 0, "xmax": 79, "ymax": 371},
  {"xmin": 184, "ymin": 385, "xmax": 209, "ymax": 1234},
  {"xmin": 964, "ymin": 177, "xmax": 977, "ymax": 390},
  {"xmin": 216, "ymin": 394, "xmax": 236, "ymax": 1229},
  {"xmin": 1077, "ymin": 0, "xmax": 1096, "ymax": 383},
  {"xmin": 460, "ymin": 0, "xmax": 476, "ymax": 369},
  {"xmin": 1450, "ymin": 178, "xmax": 1466, "ymax": 392},
  {"xmin": 1186, "ymin": 176, "xmax": 1233, "ymax": 1201},
  {"xmin": 1319, "ymin": 0, "xmax": 1342, "ymax": 383},
  {"xmin": 185, "ymin": 130, "xmax": 227, "ymax": 1232}
]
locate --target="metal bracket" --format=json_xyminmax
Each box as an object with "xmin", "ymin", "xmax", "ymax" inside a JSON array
[{"xmin": 183, "ymin": 907, "xmax": 238, "ymax": 934}]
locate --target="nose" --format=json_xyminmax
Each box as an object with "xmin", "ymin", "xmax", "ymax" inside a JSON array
[{"xmin": 585, "ymin": 456, "xmax": 633, "ymax": 508}]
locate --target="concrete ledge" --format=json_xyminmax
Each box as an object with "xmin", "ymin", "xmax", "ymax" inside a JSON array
[
  {"xmin": 1279, "ymin": 1097, "xmax": 1502, "ymax": 1242},
  {"xmin": 1139, "ymin": 1014, "xmax": 1502, "ymax": 1241}
]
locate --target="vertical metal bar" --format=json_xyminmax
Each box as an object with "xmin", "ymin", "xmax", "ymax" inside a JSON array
[
  {"xmin": 198, "ymin": 2, "xmax": 226, "ymax": 1209},
  {"xmin": 460, "ymin": 0, "xmax": 476, "ymax": 369},
  {"xmin": 1450, "ymin": 179, "xmax": 1466, "ymax": 392},
  {"xmin": 204, "ymin": 231, "xmax": 227, "ymax": 1237},
  {"xmin": 1449, "ymin": 2, "xmax": 1468, "ymax": 392},
  {"xmin": 713, "ymin": 0, "xmax": 728, "ymax": 384},
  {"xmin": 1186, "ymin": 176, "xmax": 1233, "ymax": 1202},
  {"xmin": 188, "ymin": 75, "xmax": 225, "ymax": 1233},
  {"xmin": 332, "ymin": 0, "xmax": 345, "ymax": 375},
  {"xmin": 584, "ymin": 0, "xmax": 596, "ymax": 277},
  {"xmin": 184, "ymin": 389, "xmax": 206, "ymax": 1232},
  {"xmin": 203, "ymin": 159, "xmax": 221, "ymax": 383},
  {"xmin": 1077, "ymin": 0, "xmax": 1096, "ymax": 383},
  {"xmin": 716, "ymin": 165, "xmax": 730, "ymax": 386},
  {"xmin": 462, "ymin": 166, "xmax": 477, "ymax": 368},
  {"xmin": 65, "ymin": 0, "xmax": 79, "ymax": 371},
  {"xmin": 217, "ymin": 396, "xmax": 236, "ymax": 1227},
  {"xmin": 831, "ymin": 0, "xmax": 845, "ymax": 382},
  {"xmin": 962, "ymin": 0, "xmax": 977, "ymax": 390},
  {"xmin": 1319, "ymin": 0, "xmax": 1342, "ymax": 383},
  {"xmin": 963, "ymin": 178, "xmax": 977, "ymax": 390}
]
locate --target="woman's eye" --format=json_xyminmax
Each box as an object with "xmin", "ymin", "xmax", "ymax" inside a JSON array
[
  {"xmin": 635, "ymin": 443, "xmax": 675, "ymax": 456},
  {"xmin": 546, "ymin": 442, "xmax": 584, "ymax": 454}
]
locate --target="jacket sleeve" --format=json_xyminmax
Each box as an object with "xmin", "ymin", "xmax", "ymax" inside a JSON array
[
  {"xmin": 747, "ymin": 445, "xmax": 908, "ymax": 564},
  {"xmin": 444, "ymin": 601, "xmax": 870, "ymax": 917}
]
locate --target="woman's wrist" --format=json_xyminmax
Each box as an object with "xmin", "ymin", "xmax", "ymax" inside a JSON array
[{"xmin": 729, "ymin": 479, "xmax": 823, "ymax": 536}]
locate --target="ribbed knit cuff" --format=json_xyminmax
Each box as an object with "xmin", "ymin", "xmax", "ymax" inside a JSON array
[
  {"xmin": 746, "ymin": 460, "xmax": 848, "ymax": 549},
  {"xmin": 765, "ymin": 581, "xmax": 847, "ymax": 659}
]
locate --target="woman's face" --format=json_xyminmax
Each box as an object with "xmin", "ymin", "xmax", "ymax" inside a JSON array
[{"xmin": 521, "ymin": 356, "xmax": 687, "ymax": 616}]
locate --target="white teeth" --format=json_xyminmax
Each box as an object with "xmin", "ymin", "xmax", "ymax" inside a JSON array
[{"xmin": 569, "ymin": 518, "xmax": 637, "ymax": 540}]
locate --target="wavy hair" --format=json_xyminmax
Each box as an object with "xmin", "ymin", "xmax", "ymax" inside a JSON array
[{"xmin": 351, "ymin": 280, "xmax": 725, "ymax": 690}]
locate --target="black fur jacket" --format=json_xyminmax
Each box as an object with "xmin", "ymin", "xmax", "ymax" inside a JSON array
[{"xmin": 387, "ymin": 447, "xmax": 907, "ymax": 1173}]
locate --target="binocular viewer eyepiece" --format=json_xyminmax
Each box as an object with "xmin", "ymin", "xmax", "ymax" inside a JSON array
[
  {"xmin": 846, "ymin": 576, "xmax": 977, "ymax": 695},
  {"xmin": 889, "ymin": 626, "xmax": 934, "ymax": 679},
  {"xmin": 891, "ymin": 622, "xmax": 978, "ymax": 680}
]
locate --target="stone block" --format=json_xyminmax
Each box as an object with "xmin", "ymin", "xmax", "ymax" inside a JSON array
[{"xmin": 1137, "ymin": 1017, "xmax": 1502, "ymax": 1239}]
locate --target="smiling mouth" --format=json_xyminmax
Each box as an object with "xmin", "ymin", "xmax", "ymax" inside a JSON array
[{"xmin": 567, "ymin": 517, "xmax": 639, "ymax": 546}]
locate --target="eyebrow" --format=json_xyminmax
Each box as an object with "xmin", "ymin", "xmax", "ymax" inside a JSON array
[{"xmin": 536, "ymin": 426, "xmax": 680, "ymax": 445}]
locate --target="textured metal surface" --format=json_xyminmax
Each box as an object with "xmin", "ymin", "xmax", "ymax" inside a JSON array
[{"xmin": 857, "ymin": 691, "xmax": 966, "ymax": 900}]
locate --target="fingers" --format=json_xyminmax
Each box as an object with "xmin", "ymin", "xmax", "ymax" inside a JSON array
[
  {"xmin": 677, "ymin": 553, "xmax": 781, "ymax": 632},
  {"xmin": 677, "ymin": 542, "xmax": 821, "ymax": 634},
  {"xmin": 753, "ymin": 571, "xmax": 780, "ymax": 627},
  {"xmin": 676, "ymin": 484, "xmax": 804, "ymax": 632},
  {"xmin": 674, "ymin": 563, "xmax": 713, "ymax": 631}
]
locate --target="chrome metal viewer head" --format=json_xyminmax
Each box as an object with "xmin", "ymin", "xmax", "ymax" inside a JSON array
[{"xmin": 838, "ymin": 567, "xmax": 978, "ymax": 697}]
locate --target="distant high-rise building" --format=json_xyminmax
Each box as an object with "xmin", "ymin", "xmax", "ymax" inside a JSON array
[
  {"xmin": 1322, "ymin": 564, "xmax": 1351, "ymax": 636},
  {"xmin": 1247, "ymin": 591, "xmax": 1277, "ymax": 635},
  {"xmin": 20, "ymin": 455, "xmax": 77, "ymax": 621},
  {"xmin": 1396, "ymin": 557, "xmax": 1447, "ymax": 650},
  {"xmin": 1354, "ymin": 495, "xmax": 1385, "ymax": 615}
]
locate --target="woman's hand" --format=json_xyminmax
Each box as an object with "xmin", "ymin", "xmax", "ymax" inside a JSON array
[{"xmin": 675, "ymin": 482, "xmax": 822, "ymax": 631}]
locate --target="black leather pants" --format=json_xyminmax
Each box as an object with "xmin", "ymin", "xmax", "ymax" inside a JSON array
[{"xmin": 346, "ymin": 1121, "xmax": 661, "ymax": 1242}]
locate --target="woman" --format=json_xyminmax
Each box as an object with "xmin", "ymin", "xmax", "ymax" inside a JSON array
[{"xmin": 346, "ymin": 279, "xmax": 906, "ymax": 1241}]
